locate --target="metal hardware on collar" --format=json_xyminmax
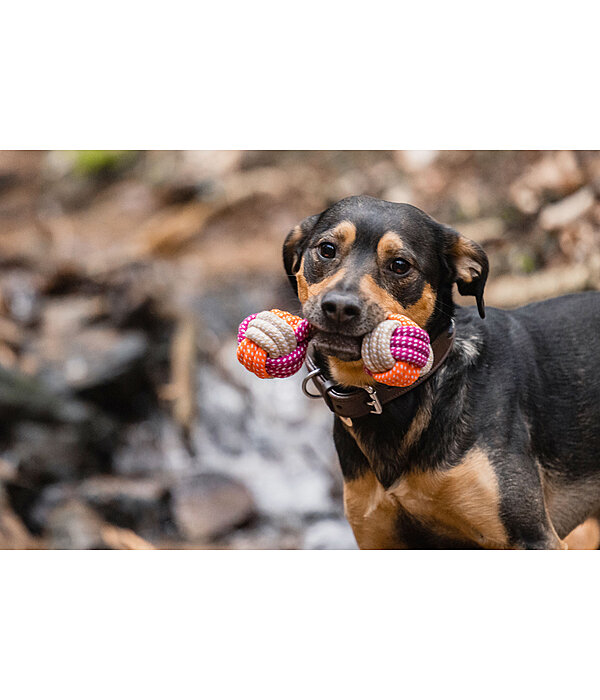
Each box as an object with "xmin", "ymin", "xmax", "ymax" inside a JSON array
[
  {"xmin": 302, "ymin": 367, "xmax": 323, "ymax": 399},
  {"xmin": 301, "ymin": 320, "xmax": 455, "ymax": 420},
  {"xmin": 364, "ymin": 386, "xmax": 383, "ymax": 414}
]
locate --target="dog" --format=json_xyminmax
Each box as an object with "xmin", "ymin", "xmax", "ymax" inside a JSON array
[{"xmin": 283, "ymin": 195, "xmax": 600, "ymax": 549}]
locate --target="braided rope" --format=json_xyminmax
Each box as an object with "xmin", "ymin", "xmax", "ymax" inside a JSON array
[
  {"xmin": 362, "ymin": 313, "xmax": 433, "ymax": 387},
  {"xmin": 237, "ymin": 309, "xmax": 310, "ymax": 379},
  {"xmin": 237, "ymin": 309, "xmax": 433, "ymax": 387}
]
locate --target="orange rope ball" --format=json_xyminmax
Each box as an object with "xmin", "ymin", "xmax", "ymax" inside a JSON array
[{"xmin": 237, "ymin": 310, "xmax": 432, "ymax": 387}]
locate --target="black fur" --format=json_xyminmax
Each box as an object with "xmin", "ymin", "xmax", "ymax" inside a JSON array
[{"xmin": 284, "ymin": 195, "xmax": 600, "ymax": 549}]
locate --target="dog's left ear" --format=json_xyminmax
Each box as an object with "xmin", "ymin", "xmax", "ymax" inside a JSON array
[
  {"xmin": 282, "ymin": 213, "xmax": 320, "ymax": 295},
  {"xmin": 441, "ymin": 225, "xmax": 489, "ymax": 318}
]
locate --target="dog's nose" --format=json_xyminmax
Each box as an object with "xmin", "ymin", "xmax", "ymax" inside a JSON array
[{"xmin": 321, "ymin": 291, "xmax": 361, "ymax": 325}]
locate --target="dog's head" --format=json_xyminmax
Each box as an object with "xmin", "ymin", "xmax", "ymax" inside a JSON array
[{"xmin": 283, "ymin": 196, "xmax": 488, "ymax": 385}]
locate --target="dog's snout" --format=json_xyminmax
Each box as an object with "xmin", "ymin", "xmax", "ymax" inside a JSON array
[{"xmin": 321, "ymin": 291, "xmax": 361, "ymax": 325}]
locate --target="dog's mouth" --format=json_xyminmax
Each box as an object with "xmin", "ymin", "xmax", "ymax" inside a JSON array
[{"xmin": 311, "ymin": 330, "xmax": 363, "ymax": 362}]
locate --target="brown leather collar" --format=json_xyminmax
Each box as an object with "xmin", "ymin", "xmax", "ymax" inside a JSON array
[{"xmin": 302, "ymin": 320, "xmax": 455, "ymax": 422}]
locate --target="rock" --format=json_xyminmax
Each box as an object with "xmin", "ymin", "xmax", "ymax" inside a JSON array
[
  {"xmin": 8, "ymin": 421, "xmax": 91, "ymax": 483},
  {"xmin": 46, "ymin": 499, "xmax": 107, "ymax": 549},
  {"xmin": 25, "ymin": 325, "xmax": 148, "ymax": 393},
  {"xmin": 538, "ymin": 187, "xmax": 596, "ymax": 231},
  {"xmin": 112, "ymin": 418, "xmax": 173, "ymax": 477},
  {"xmin": 0, "ymin": 363, "xmax": 95, "ymax": 424},
  {"xmin": 30, "ymin": 474, "xmax": 171, "ymax": 538},
  {"xmin": 509, "ymin": 151, "xmax": 584, "ymax": 214},
  {"xmin": 77, "ymin": 475, "xmax": 171, "ymax": 538},
  {"xmin": 485, "ymin": 263, "xmax": 594, "ymax": 308},
  {"xmin": 41, "ymin": 296, "xmax": 104, "ymax": 335},
  {"xmin": 451, "ymin": 217, "xmax": 505, "ymax": 244},
  {"xmin": 171, "ymin": 472, "xmax": 255, "ymax": 542},
  {"xmin": 193, "ymin": 348, "xmax": 341, "ymax": 522},
  {"xmin": 223, "ymin": 523, "xmax": 301, "ymax": 550},
  {"xmin": 43, "ymin": 496, "xmax": 156, "ymax": 549},
  {"xmin": 0, "ymin": 268, "xmax": 43, "ymax": 326},
  {"xmin": 302, "ymin": 518, "xmax": 358, "ymax": 550}
]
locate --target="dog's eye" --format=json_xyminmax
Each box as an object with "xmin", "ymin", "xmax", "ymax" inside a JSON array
[
  {"xmin": 318, "ymin": 242, "xmax": 337, "ymax": 259},
  {"xmin": 390, "ymin": 258, "xmax": 411, "ymax": 275}
]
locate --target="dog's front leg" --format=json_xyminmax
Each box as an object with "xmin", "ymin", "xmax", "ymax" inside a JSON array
[
  {"xmin": 334, "ymin": 418, "xmax": 406, "ymax": 549},
  {"xmin": 343, "ymin": 473, "xmax": 406, "ymax": 549}
]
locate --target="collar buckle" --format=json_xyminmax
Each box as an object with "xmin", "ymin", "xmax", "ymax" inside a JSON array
[
  {"xmin": 364, "ymin": 385, "xmax": 383, "ymax": 414},
  {"xmin": 301, "ymin": 367, "xmax": 323, "ymax": 399}
]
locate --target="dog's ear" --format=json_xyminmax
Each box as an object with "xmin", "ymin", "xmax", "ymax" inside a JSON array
[
  {"xmin": 441, "ymin": 225, "xmax": 489, "ymax": 318},
  {"xmin": 283, "ymin": 213, "xmax": 320, "ymax": 295}
]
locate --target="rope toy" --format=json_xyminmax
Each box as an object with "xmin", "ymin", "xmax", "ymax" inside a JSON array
[
  {"xmin": 361, "ymin": 313, "xmax": 433, "ymax": 387},
  {"xmin": 237, "ymin": 310, "xmax": 311, "ymax": 378},
  {"xmin": 236, "ymin": 309, "xmax": 433, "ymax": 387}
]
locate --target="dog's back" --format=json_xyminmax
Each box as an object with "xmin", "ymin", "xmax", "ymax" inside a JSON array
[{"xmin": 468, "ymin": 292, "xmax": 600, "ymax": 535}]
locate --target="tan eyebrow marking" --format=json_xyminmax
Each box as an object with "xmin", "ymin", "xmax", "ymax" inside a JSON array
[
  {"xmin": 377, "ymin": 231, "xmax": 405, "ymax": 263},
  {"xmin": 330, "ymin": 220, "xmax": 357, "ymax": 250}
]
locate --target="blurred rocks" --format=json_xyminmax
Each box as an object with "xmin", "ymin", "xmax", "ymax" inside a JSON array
[
  {"xmin": 302, "ymin": 519, "xmax": 357, "ymax": 550},
  {"xmin": 25, "ymin": 326, "xmax": 148, "ymax": 394},
  {"xmin": 486, "ymin": 263, "xmax": 596, "ymax": 308},
  {"xmin": 539, "ymin": 187, "xmax": 595, "ymax": 231},
  {"xmin": 172, "ymin": 472, "xmax": 255, "ymax": 542},
  {"xmin": 44, "ymin": 497, "xmax": 156, "ymax": 550},
  {"xmin": 451, "ymin": 217, "xmax": 505, "ymax": 244},
  {"xmin": 46, "ymin": 499, "xmax": 107, "ymax": 550},
  {"xmin": 77, "ymin": 476, "xmax": 171, "ymax": 538},
  {"xmin": 509, "ymin": 151, "xmax": 584, "ymax": 214},
  {"xmin": 0, "ymin": 149, "xmax": 599, "ymax": 550}
]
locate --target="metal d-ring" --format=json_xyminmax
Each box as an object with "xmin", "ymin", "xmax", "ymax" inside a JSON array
[{"xmin": 302, "ymin": 367, "xmax": 323, "ymax": 399}]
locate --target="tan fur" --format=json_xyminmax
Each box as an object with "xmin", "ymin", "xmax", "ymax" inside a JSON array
[
  {"xmin": 376, "ymin": 231, "xmax": 404, "ymax": 262},
  {"xmin": 325, "ymin": 276, "xmax": 437, "ymax": 387},
  {"xmin": 390, "ymin": 448, "xmax": 508, "ymax": 547},
  {"xmin": 286, "ymin": 224, "xmax": 305, "ymax": 271},
  {"xmin": 330, "ymin": 220, "xmax": 357, "ymax": 250},
  {"xmin": 405, "ymin": 284, "xmax": 437, "ymax": 327},
  {"xmin": 344, "ymin": 448, "xmax": 512, "ymax": 549},
  {"xmin": 359, "ymin": 275, "xmax": 436, "ymax": 329},
  {"xmin": 359, "ymin": 274, "xmax": 406, "ymax": 316},
  {"xmin": 299, "ymin": 267, "xmax": 346, "ymax": 303},
  {"xmin": 401, "ymin": 400, "xmax": 433, "ymax": 450},
  {"xmin": 288, "ymin": 224, "xmax": 304, "ymax": 247},
  {"xmin": 564, "ymin": 518, "xmax": 600, "ymax": 550},
  {"xmin": 328, "ymin": 358, "xmax": 375, "ymax": 388},
  {"xmin": 296, "ymin": 259, "xmax": 309, "ymax": 304},
  {"xmin": 453, "ymin": 236, "xmax": 484, "ymax": 284},
  {"xmin": 343, "ymin": 471, "xmax": 406, "ymax": 549}
]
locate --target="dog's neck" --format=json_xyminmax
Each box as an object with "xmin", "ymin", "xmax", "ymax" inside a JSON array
[{"xmin": 321, "ymin": 303, "xmax": 469, "ymax": 489}]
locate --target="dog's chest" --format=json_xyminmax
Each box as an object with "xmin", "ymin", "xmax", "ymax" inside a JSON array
[{"xmin": 344, "ymin": 448, "xmax": 508, "ymax": 549}]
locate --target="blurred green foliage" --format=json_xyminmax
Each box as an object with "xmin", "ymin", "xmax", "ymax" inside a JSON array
[
  {"xmin": 72, "ymin": 150, "xmax": 138, "ymax": 176},
  {"xmin": 518, "ymin": 253, "xmax": 537, "ymax": 274}
]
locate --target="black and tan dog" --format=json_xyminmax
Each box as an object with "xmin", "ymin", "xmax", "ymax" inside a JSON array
[{"xmin": 283, "ymin": 195, "xmax": 600, "ymax": 549}]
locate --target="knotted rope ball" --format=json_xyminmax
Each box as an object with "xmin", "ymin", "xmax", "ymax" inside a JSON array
[
  {"xmin": 236, "ymin": 309, "xmax": 433, "ymax": 387},
  {"xmin": 237, "ymin": 310, "xmax": 311, "ymax": 378},
  {"xmin": 361, "ymin": 313, "xmax": 433, "ymax": 387}
]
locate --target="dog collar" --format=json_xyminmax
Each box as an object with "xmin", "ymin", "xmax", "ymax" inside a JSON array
[{"xmin": 302, "ymin": 320, "xmax": 455, "ymax": 424}]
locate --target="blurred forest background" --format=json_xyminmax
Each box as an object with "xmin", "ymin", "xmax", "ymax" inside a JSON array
[{"xmin": 0, "ymin": 150, "xmax": 599, "ymax": 549}]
